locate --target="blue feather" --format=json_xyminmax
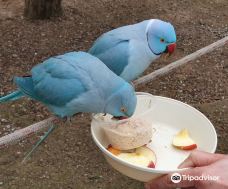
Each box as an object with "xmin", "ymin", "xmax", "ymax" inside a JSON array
[
  {"xmin": 30, "ymin": 54, "xmax": 87, "ymax": 107},
  {"xmin": 91, "ymin": 40, "xmax": 129, "ymax": 75},
  {"xmin": 0, "ymin": 90, "xmax": 24, "ymax": 103},
  {"xmin": 14, "ymin": 77, "xmax": 38, "ymax": 99}
]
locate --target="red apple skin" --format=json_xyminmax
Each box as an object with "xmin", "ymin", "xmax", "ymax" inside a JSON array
[
  {"xmin": 178, "ymin": 144, "xmax": 197, "ymax": 150},
  {"xmin": 148, "ymin": 161, "xmax": 156, "ymax": 168}
]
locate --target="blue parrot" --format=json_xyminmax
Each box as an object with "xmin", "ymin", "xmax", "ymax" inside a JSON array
[
  {"xmin": 89, "ymin": 19, "xmax": 177, "ymax": 82},
  {"xmin": 0, "ymin": 51, "xmax": 137, "ymax": 160}
]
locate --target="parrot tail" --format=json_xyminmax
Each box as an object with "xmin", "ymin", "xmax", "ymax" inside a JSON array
[
  {"xmin": 22, "ymin": 124, "xmax": 57, "ymax": 163},
  {"xmin": 0, "ymin": 90, "xmax": 24, "ymax": 103}
]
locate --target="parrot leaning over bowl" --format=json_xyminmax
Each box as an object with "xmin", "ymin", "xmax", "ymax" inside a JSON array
[
  {"xmin": 0, "ymin": 51, "xmax": 137, "ymax": 161},
  {"xmin": 89, "ymin": 19, "xmax": 176, "ymax": 82}
]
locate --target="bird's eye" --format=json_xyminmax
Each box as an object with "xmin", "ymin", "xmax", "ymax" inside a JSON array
[
  {"xmin": 160, "ymin": 38, "xmax": 165, "ymax": 42},
  {"xmin": 120, "ymin": 107, "xmax": 127, "ymax": 112}
]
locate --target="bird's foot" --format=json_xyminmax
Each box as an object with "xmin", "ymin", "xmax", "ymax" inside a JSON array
[
  {"xmin": 52, "ymin": 117, "xmax": 71, "ymax": 125},
  {"xmin": 66, "ymin": 117, "xmax": 73, "ymax": 124}
]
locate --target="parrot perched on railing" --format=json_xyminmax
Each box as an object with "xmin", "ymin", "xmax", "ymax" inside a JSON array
[
  {"xmin": 0, "ymin": 51, "xmax": 137, "ymax": 160},
  {"xmin": 89, "ymin": 19, "xmax": 176, "ymax": 82}
]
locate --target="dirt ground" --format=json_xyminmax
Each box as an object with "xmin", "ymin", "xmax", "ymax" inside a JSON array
[{"xmin": 0, "ymin": 0, "xmax": 228, "ymax": 188}]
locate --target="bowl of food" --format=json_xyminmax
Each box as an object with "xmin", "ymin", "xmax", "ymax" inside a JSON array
[{"xmin": 91, "ymin": 92, "xmax": 217, "ymax": 182}]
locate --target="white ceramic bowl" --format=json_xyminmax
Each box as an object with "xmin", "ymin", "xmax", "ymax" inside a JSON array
[{"xmin": 91, "ymin": 92, "xmax": 217, "ymax": 182}]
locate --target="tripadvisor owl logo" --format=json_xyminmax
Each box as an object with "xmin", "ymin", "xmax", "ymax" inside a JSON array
[{"xmin": 171, "ymin": 173, "xmax": 182, "ymax": 183}]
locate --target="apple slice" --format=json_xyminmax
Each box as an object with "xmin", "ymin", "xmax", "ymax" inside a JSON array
[
  {"xmin": 107, "ymin": 144, "xmax": 121, "ymax": 155},
  {"xmin": 108, "ymin": 145, "xmax": 156, "ymax": 168},
  {"xmin": 172, "ymin": 129, "xmax": 197, "ymax": 150},
  {"xmin": 135, "ymin": 146, "xmax": 156, "ymax": 168}
]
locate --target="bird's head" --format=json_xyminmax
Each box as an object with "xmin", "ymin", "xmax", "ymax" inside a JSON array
[
  {"xmin": 147, "ymin": 19, "xmax": 176, "ymax": 56},
  {"xmin": 104, "ymin": 83, "xmax": 137, "ymax": 118}
]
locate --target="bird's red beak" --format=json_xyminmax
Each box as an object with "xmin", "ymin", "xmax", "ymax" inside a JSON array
[{"xmin": 167, "ymin": 43, "xmax": 176, "ymax": 54}]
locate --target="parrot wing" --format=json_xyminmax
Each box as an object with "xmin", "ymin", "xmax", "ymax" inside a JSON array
[
  {"xmin": 29, "ymin": 56, "xmax": 87, "ymax": 106},
  {"xmin": 89, "ymin": 34, "xmax": 130, "ymax": 76}
]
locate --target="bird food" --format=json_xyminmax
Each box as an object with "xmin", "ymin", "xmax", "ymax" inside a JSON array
[{"xmin": 95, "ymin": 114, "xmax": 154, "ymax": 150}]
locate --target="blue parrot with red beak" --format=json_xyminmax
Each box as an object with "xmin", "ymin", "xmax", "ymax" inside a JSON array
[{"xmin": 89, "ymin": 19, "xmax": 176, "ymax": 82}]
